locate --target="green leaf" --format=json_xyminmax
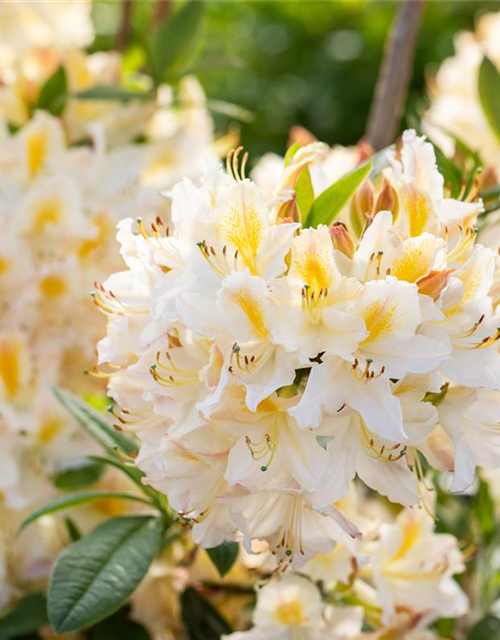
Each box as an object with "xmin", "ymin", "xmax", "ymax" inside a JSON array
[
  {"xmin": 150, "ymin": 1, "xmax": 206, "ymax": 84},
  {"xmin": 296, "ymin": 166, "xmax": 314, "ymax": 219},
  {"xmin": 74, "ymin": 86, "xmax": 153, "ymax": 102},
  {"xmin": 53, "ymin": 388, "xmax": 138, "ymax": 458},
  {"xmin": 468, "ymin": 614, "xmax": 500, "ymax": 640},
  {"xmin": 479, "ymin": 56, "xmax": 500, "ymax": 143},
  {"xmin": 474, "ymin": 478, "xmax": 496, "ymax": 540},
  {"xmin": 52, "ymin": 458, "xmax": 104, "ymax": 490},
  {"xmin": 0, "ymin": 593, "xmax": 48, "ymax": 639},
  {"xmin": 205, "ymin": 541, "xmax": 239, "ymax": 578},
  {"xmin": 64, "ymin": 517, "xmax": 82, "ymax": 542},
  {"xmin": 35, "ymin": 65, "xmax": 67, "ymax": 116},
  {"xmin": 48, "ymin": 515, "xmax": 165, "ymax": 634},
  {"xmin": 180, "ymin": 587, "xmax": 231, "ymax": 640},
  {"xmin": 205, "ymin": 99, "xmax": 254, "ymax": 123},
  {"xmin": 304, "ymin": 161, "xmax": 372, "ymax": 228},
  {"xmin": 284, "ymin": 141, "xmax": 301, "ymax": 167},
  {"xmin": 434, "ymin": 145, "xmax": 463, "ymax": 199},
  {"xmin": 19, "ymin": 491, "xmax": 153, "ymax": 533},
  {"xmin": 89, "ymin": 606, "xmax": 151, "ymax": 640},
  {"xmin": 369, "ymin": 145, "xmax": 395, "ymax": 178}
]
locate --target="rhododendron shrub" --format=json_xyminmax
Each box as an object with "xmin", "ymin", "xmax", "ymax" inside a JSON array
[{"xmin": 29, "ymin": 128, "xmax": 499, "ymax": 638}]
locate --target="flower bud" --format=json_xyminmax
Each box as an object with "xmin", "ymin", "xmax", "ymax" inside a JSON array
[
  {"xmin": 276, "ymin": 195, "xmax": 301, "ymax": 224},
  {"xmin": 330, "ymin": 222, "xmax": 355, "ymax": 259},
  {"xmin": 477, "ymin": 165, "xmax": 498, "ymax": 192},
  {"xmin": 349, "ymin": 178, "xmax": 375, "ymax": 237},
  {"xmin": 417, "ymin": 269, "xmax": 453, "ymax": 301},
  {"xmin": 374, "ymin": 179, "xmax": 399, "ymax": 218}
]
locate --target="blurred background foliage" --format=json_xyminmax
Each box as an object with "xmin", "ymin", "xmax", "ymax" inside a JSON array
[{"xmin": 91, "ymin": 0, "xmax": 500, "ymax": 159}]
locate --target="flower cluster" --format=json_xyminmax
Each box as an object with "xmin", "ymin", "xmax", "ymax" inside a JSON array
[
  {"xmin": 97, "ymin": 129, "xmax": 500, "ymax": 572},
  {"xmin": 424, "ymin": 11, "xmax": 500, "ymax": 167},
  {"xmin": 0, "ymin": 1, "xmax": 218, "ymax": 607},
  {"xmin": 111, "ymin": 488, "xmax": 467, "ymax": 640},
  {"xmin": 224, "ymin": 501, "xmax": 466, "ymax": 640}
]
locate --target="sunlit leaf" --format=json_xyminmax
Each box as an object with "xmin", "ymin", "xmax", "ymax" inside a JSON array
[
  {"xmin": 304, "ymin": 161, "xmax": 372, "ymax": 228},
  {"xmin": 296, "ymin": 166, "xmax": 314, "ymax": 219},
  {"xmin": 284, "ymin": 141, "xmax": 302, "ymax": 167}
]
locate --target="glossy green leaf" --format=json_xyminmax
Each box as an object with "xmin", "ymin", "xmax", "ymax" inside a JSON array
[
  {"xmin": 53, "ymin": 388, "xmax": 138, "ymax": 458},
  {"xmin": 180, "ymin": 587, "xmax": 231, "ymax": 640},
  {"xmin": 19, "ymin": 491, "xmax": 152, "ymax": 533},
  {"xmin": 0, "ymin": 593, "xmax": 48, "ymax": 639},
  {"xmin": 74, "ymin": 85, "xmax": 153, "ymax": 102},
  {"xmin": 296, "ymin": 166, "xmax": 314, "ymax": 219},
  {"xmin": 150, "ymin": 2, "xmax": 206, "ymax": 83},
  {"xmin": 48, "ymin": 515, "xmax": 165, "ymax": 634},
  {"xmin": 36, "ymin": 65, "xmax": 67, "ymax": 116},
  {"xmin": 52, "ymin": 458, "xmax": 104, "ymax": 490},
  {"xmin": 205, "ymin": 541, "xmax": 239, "ymax": 578},
  {"xmin": 479, "ymin": 56, "xmax": 500, "ymax": 143},
  {"xmin": 304, "ymin": 160, "xmax": 372, "ymax": 228},
  {"xmin": 468, "ymin": 614, "xmax": 500, "ymax": 640}
]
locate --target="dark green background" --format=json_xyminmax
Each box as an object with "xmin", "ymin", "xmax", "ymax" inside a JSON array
[{"xmin": 92, "ymin": 1, "xmax": 500, "ymax": 155}]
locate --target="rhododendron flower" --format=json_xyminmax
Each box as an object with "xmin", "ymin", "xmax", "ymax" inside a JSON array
[{"xmin": 96, "ymin": 131, "xmax": 500, "ymax": 574}]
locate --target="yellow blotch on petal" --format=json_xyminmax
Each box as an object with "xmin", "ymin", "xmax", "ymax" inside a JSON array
[
  {"xmin": 274, "ymin": 600, "xmax": 305, "ymax": 626},
  {"xmin": 0, "ymin": 255, "xmax": 10, "ymax": 277},
  {"xmin": 26, "ymin": 129, "xmax": 48, "ymax": 177},
  {"xmin": 38, "ymin": 415, "xmax": 64, "ymax": 445},
  {"xmin": 231, "ymin": 290, "xmax": 268, "ymax": 339},
  {"xmin": 290, "ymin": 230, "xmax": 336, "ymax": 295},
  {"xmin": 79, "ymin": 213, "xmax": 113, "ymax": 260},
  {"xmin": 217, "ymin": 191, "xmax": 263, "ymax": 274},
  {"xmin": 39, "ymin": 274, "xmax": 67, "ymax": 298},
  {"xmin": 31, "ymin": 197, "xmax": 63, "ymax": 233},
  {"xmin": 391, "ymin": 239, "xmax": 437, "ymax": 283},
  {"xmin": 401, "ymin": 185, "xmax": 433, "ymax": 238},
  {"xmin": 388, "ymin": 513, "xmax": 421, "ymax": 563},
  {"xmin": 360, "ymin": 299, "xmax": 398, "ymax": 345},
  {"xmin": 0, "ymin": 333, "xmax": 30, "ymax": 400},
  {"xmin": 256, "ymin": 396, "xmax": 279, "ymax": 413}
]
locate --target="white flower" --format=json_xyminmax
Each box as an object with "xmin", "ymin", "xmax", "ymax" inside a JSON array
[
  {"xmin": 96, "ymin": 130, "xmax": 500, "ymax": 576},
  {"xmin": 371, "ymin": 507, "xmax": 468, "ymax": 624},
  {"xmin": 222, "ymin": 573, "xmax": 363, "ymax": 640}
]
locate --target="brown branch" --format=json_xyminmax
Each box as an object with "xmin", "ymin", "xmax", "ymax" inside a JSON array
[
  {"xmin": 115, "ymin": 0, "xmax": 134, "ymax": 51},
  {"xmin": 366, "ymin": 0, "xmax": 426, "ymax": 151},
  {"xmin": 154, "ymin": 0, "xmax": 172, "ymax": 26}
]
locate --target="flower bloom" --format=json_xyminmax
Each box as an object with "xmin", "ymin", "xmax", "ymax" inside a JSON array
[{"xmin": 96, "ymin": 131, "xmax": 500, "ymax": 571}]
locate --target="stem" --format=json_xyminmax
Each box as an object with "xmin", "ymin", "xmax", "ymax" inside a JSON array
[
  {"xmin": 115, "ymin": 0, "xmax": 134, "ymax": 51},
  {"xmin": 366, "ymin": 0, "xmax": 426, "ymax": 151},
  {"xmin": 154, "ymin": 0, "xmax": 172, "ymax": 25}
]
